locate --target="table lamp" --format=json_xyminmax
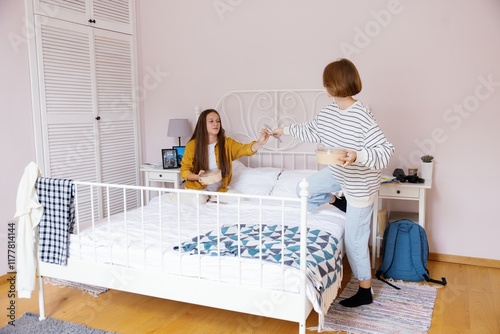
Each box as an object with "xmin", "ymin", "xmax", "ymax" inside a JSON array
[{"xmin": 167, "ymin": 118, "xmax": 191, "ymax": 146}]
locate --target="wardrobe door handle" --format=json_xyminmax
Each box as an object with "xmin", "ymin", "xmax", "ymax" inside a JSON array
[
  {"xmin": 95, "ymin": 116, "xmax": 101, "ymax": 120},
  {"xmin": 396, "ymin": 190, "xmax": 401, "ymax": 194}
]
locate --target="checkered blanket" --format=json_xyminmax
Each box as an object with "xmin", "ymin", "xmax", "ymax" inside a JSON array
[
  {"xmin": 36, "ymin": 178, "xmax": 75, "ymax": 265},
  {"xmin": 177, "ymin": 224, "xmax": 342, "ymax": 304}
]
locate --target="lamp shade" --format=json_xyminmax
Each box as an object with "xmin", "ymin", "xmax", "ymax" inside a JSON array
[{"xmin": 167, "ymin": 118, "xmax": 191, "ymax": 146}]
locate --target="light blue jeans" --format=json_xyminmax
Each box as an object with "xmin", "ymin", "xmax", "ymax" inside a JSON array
[{"xmin": 296, "ymin": 168, "xmax": 373, "ymax": 281}]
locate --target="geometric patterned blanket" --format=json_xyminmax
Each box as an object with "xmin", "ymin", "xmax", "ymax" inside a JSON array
[{"xmin": 176, "ymin": 224, "xmax": 342, "ymax": 309}]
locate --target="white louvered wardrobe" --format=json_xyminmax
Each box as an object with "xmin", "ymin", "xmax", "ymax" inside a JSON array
[{"xmin": 26, "ymin": 0, "xmax": 140, "ymax": 219}]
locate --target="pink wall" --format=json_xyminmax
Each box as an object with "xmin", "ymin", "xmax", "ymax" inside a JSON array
[
  {"xmin": 136, "ymin": 0, "xmax": 500, "ymax": 261},
  {"xmin": 1, "ymin": 0, "xmax": 498, "ymax": 278},
  {"xmin": 0, "ymin": 0, "xmax": 37, "ymax": 275}
]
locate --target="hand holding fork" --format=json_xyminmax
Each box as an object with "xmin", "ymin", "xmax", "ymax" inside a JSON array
[{"xmin": 264, "ymin": 124, "xmax": 282, "ymax": 143}]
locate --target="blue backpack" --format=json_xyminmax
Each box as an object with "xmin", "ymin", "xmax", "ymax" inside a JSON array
[{"xmin": 376, "ymin": 219, "xmax": 447, "ymax": 289}]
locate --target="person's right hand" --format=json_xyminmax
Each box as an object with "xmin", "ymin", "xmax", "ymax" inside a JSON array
[{"xmin": 271, "ymin": 128, "xmax": 284, "ymax": 139}]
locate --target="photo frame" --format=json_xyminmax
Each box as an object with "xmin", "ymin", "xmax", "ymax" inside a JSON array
[
  {"xmin": 162, "ymin": 149, "xmax": 178, "ymax": 169},
  {"xmin": 173, "ymin": 146, "xmax": 185, "ymax": 167}
]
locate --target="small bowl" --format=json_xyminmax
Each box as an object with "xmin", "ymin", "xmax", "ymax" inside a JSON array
[
  {"xmin": 316, "ymin": 148, "xmax": 346, "ymax": 165},
  {"xmin": 199, "ymin": 169, "xmax": 222, "ymax": 185}
]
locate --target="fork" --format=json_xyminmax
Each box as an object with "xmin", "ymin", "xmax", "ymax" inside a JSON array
[{"xmin": 264, "ymin": 123, "xmax": 282, "ymax": 143}]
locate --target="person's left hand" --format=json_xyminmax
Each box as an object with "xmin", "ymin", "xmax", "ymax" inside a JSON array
[
  {"xmin": 257, "ymin": 128, "xmax": 271, "ymax": 145},
  {"xmin": 340, "ymin": 150, "xmax": 357, "ymax": 167}
]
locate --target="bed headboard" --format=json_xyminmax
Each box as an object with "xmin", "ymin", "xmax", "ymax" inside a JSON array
[{"xmin": 198, "ymin": 89, "xmax": 330, "ymax": 169}]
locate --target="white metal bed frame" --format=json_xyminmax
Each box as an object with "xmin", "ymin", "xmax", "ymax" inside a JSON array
[
  {"xmin": 37, "ymin": 178, "xmax": 313, "ymax": 331},
  {"xmin": 35, "ymin": 90, "xmax": 340, "ymax": 333}
]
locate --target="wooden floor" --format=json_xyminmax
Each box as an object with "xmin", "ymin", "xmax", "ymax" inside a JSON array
[{"xmin": 1, "ymin": 260, "xmax": 499, "ymax": 333}]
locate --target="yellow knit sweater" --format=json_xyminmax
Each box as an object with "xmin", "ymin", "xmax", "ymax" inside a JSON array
[{"xmin": 180, "ymin": 137, "xmax": 256, "ymax": 192}]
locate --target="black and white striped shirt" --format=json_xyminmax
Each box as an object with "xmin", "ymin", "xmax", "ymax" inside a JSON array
[{"xmin": 286, "ymin": 100, "xmax": 394, "ymax": 206}]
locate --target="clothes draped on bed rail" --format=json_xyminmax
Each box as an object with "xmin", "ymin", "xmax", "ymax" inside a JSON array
[
  {"xmin": 14, "ymin": 162, "xmax": 43, "ymax": 298},
  {"xmin": 36, "ymin": 177, "xmax": 75, "ymax": 265},
  {"xmin": 14, "ymin": 166, "xmax": 75, "ymax": 299}
]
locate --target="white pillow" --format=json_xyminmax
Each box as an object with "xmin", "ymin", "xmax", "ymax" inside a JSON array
[
  {"xmin": 232, "ymin": 159, "xmax": 246, "ymax": 172},
  {"xmin": 270, "ymin": 169, "xmax": 317, "ymax": 198},
  {"xmin": 230, "ymin": 164, "xmax": 281, "ymax": 196}
]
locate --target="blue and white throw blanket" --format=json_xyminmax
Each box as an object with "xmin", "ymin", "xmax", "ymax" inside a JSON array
[{"xmin": 177, "ymin": 224, "xmax": 342, "ymax": 310}]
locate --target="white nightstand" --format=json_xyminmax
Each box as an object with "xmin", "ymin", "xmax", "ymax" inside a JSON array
[
  {"xmin": 371, "ymin": 180, "xmax": 432, "ymax": 268},
  {"xmin": 140, "ymin": 165, "xmax": 181, "ymax": 202}
]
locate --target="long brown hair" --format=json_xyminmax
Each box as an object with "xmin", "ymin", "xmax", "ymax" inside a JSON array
[{"xmin": 189, "ymin": 109, "xmax": 230, "ymax": 177}]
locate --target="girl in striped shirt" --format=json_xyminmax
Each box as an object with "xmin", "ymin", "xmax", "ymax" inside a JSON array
[{"xmin": 272, "ymin": 58, "xmax": 394, "ymax": 308}]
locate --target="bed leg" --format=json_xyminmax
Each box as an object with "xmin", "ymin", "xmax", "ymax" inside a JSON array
[
  {"xmin": 38, "ymin": 275, "xmax": 46, "ymax": 320},
  {"xmin": 299, "ymin": 322, "xmax": 306, "ymax": 334}
]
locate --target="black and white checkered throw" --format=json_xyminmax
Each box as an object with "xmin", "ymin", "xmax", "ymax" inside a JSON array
[{"xmin": 36, "ymin": 177, "xmax": 75, "ymax": 265}]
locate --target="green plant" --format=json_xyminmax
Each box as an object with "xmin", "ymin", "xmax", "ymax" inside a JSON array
[{"xmin": 421, "ymin": 155, "xmax": 434, "ymax": 163}]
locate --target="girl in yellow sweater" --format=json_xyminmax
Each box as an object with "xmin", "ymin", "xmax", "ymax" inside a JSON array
[{"xmin": 181, "ymin": 108, "xmax": 270, "ymax": 192}]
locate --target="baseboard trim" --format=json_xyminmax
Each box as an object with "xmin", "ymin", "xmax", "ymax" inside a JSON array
[
  {"xmin": 0, "ymin": 273, "xmax": 15, "ymax": 282},
  {"xmin": 429, "ymin": 253, "xmax": 500, "ymax": 269}
]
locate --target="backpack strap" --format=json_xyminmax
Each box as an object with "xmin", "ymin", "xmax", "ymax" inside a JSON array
[
  {"xmin": 375, "ymin": 221, "xmax": 401, "ymax": 290},
  {"xmin": 409, "ymin": 224, "xmax": 428, "ymax": 279},
  {"xmin": 376, "ymin": 222, "xmax": 398, "ymax": 276},
  {"xmin": 376, "ymin": 275, "xmax": 401, "ymax": 290},
  {"xmin": 410, "ymin": 224, "xmax": 447, "ymax": 286},
  {"xmin": 424, "ymin": 275, "xmax": 447, "ymax": 285}
]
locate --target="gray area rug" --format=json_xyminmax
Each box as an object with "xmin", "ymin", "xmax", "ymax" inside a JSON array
[{"xmin": 0, "ymin": 312, "xmax": 115, "ymax": 334}]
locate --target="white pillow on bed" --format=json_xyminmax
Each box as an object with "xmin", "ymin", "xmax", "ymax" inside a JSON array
[
  {"xmin": 230, "ymin": 160, "xmax": 281, "ymax": 196},
  {"xmin": 270, "ymin": 169, "xmax": 317, "ymax": 198},
  {"xmin": 232, "ymin": 159, "xmax": 247, "ymax": 172}
]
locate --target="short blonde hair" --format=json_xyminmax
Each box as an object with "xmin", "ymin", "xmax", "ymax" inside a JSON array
[{"xmin": 323, "ymin": 58, "xmax": 362, "ymax": 97}]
